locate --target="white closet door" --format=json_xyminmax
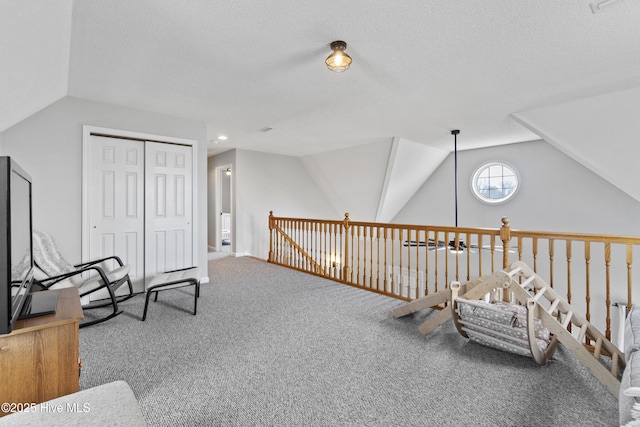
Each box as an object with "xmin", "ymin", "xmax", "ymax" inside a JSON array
[
  {"xmin": 144, "ymin": 141, "xmax": 194, "ymax": 278},
  {"xmin": 88, "ymin": 135, "xmax": 145, "ymax": 293}
]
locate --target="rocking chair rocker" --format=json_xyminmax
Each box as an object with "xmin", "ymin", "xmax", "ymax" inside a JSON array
[{"xmin": 31, "ymin": 230, "xmax": 134, "ymax": 327}]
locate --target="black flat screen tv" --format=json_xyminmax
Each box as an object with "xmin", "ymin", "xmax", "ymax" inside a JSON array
[{"xmin": 0, "ymin": 156, "xmax": 36, "ymax": 335}]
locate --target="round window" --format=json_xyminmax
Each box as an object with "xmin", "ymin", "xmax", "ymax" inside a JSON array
[{"xmin": 471, "ymin": 161, "xmax": 519, "ymax": 204}]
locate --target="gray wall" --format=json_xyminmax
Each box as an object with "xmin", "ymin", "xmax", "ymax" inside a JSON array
[
  {"xmin": 393, "ymin": 140, "xmax": 640, "ymax": 236},
  {"xmin": 209, "ymin": 149, "xmax": 338, "ymax": 260},
  {"xmin": 0, "ymin": 96, "xmax": 208, "ymax": 272},
  {"xmin": 207, "ymin": 140, "xmax": 640, "ymax": 261}
]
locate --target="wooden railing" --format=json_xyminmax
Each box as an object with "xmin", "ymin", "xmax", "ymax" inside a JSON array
[{"xmin": 268, "ymin": 212, "xmax": 640, "ymax": 342}]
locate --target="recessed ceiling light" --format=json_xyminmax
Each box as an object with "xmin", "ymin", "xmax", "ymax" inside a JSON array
[{"xmin": 217, "ymin": 135, "xmax": 228, "ymax": 141}]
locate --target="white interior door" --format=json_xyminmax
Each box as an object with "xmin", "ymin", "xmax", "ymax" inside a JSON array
[
  {"xmin": 88, "ymin": 135, "xmax": 145, "ymax": 293},
  {"xmin": 144, "ymin": 141, "xmax": 194, "ymax": 279}
]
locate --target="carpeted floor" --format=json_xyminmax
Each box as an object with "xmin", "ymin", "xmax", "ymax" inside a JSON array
[{"xmin": 79, "ymin": 256, "xmax": 619, "ymax": 426}]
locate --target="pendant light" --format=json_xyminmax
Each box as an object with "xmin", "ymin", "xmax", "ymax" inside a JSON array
[{"xmin": 325, "ymin": 41, "xmax": 352, "ymax": 72}]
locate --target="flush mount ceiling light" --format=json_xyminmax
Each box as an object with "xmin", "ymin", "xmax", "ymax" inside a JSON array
[{"xmin": 325, "ymin": 41, "xmax": 352, "ymax": 72}]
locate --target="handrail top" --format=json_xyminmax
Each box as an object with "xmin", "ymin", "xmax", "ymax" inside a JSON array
[{"xmin": 270, "ymin": 213, "xmax": 640, "ymax": 244}]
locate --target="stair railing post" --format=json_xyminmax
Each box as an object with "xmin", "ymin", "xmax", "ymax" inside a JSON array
[
  {"xmin": 500, "ymin": 217, "xmax": 511, "ymax": 269},
  {"xmin": 343, "ymin": 213, "xmax": 351, "ymax": 281},
  {"xmin": 269, "ymin": 211, "xmax": 274, "ymax": 262}
]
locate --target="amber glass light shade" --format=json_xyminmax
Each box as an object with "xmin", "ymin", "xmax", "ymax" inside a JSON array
[{"xmin": 325, "ymin": 41, "xmax": 352, "ymax": 72}]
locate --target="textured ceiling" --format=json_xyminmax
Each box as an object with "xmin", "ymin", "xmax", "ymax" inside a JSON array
[{"xmin": 3, "ymin": 1, "xmax": 640, "ymax": 158}]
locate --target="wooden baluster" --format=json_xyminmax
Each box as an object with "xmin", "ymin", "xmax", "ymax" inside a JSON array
[
  {"xmin": 370, "ymin": 226, "xmax": 375, "ymax": 289},
  {"xmin": 490, "ymin": 235, "xmax": 496, "ymax": 273},
  {"xmin": 406, "ymin": 229, "xmax": 412, "ymax": 298},
  {"xmin": 477, "ymin": 234, "xmax": 483, "ymax": 278},
  {"xmin": 328, "ymin": 222, "xmax": 332, "ymax": 277},
  {"xmin": 466, "ymin": 232, "xmax": 471, "ymax": 282},
  {"xmin": 313, "ymin": 222, "xmax": 318, "ymax": 273},
  {"xmin": 391, "ymin": 228, "xmax": 396, "ymax": 295},
  {"xmin": 293, "ymin": 220, "xmax": 297, "ymax": 268},
  {"xmin": 291, "ymin": 220, "xmax": 295, "ymax": 267},
  {"xmin": 445, "ymin": 231, "xmax": 450, "ymax": 290},
  {"xmin": 518, "ymin": 236, "xmax": 523, "ymax": 262},
  {"xmin": 398, "ymin": 228, "xmax": 403, "ymax": 297},
  {"xmin": 357, "ymin": 225, "xmax": 362, "ymax": 286},
  {"xmin": 329, "ymin": 224, "xmax": 336, "ymax": 277},
  {"xmin": 327, "ymin": 221, "xmax": 331, "ymax": 274},
  {"xmin": 335, "ymin": 222, "xmax": 340, "ymax": 278},
  {"xmin": 435, "ymin": 230, "xmax": 440, "ymax": 292},
  {"xmin": 299, "ymin": 220, "xmax": 303, "ymax": 269},
  {"xmin": 280, "ymin": 219, "xmax": 285, "ymax": 264},
  {"xmin": 362, "ymin": 225, "xmax": 366, "ymax": 286},
  {"xmin": 383, "ymin": 227, "xmax": 389, "ymax": 292},
  {"xmin": 549, "ymin": 239, "xmax": 554, "ymax": 288},
  {"xmin": 306, "ymin": 221, "xmax": 310, "ymax": 270},
  {"xmin": 286, "ymin": 220, "xmax": 291, "ymax": 266},
  {"xmin": 303, "ymin": 220, "xmax": 307, "ymax": 270},
  {"xmin": 319, "ymin": 222, "xmax": 323, "ymax": 273},
  {"xmin": 585, "ymin": 241, "xmax": 591, "ymax": 327},
  {"xmin": 628, "ymin": 244, "xmax": 633, "ymax": 312},
  {"xmin": 532, "ymin": 237, "xmax": 538, "ymax": 273},
  {"xmin": 310, "ymin": 221, "xmax": 314, "ymax": 272},
  {"xmin": 605, "ymin": 242, "xmax": 612, "ymax": 341},
  {"xmin": 566, "ymin": 240, "xmax": 572, "ymax": 332},
  {"xmin": 415, "ymin": 229, "xmax": 420, "ymax": 298},
  {"xmin": 408, "ymin": 229, "xmax": 413, "ymax": 296},
  {"xmin": 566, "ymin": 240, "xmax": 572, "ymax": 304},
  {"xmin": 303, "ymin": 221, "xmax": 307, "ymax": 270},
  {"xmin": 376, "ymin": 227, "xmax": 380, "ymax": 290},
  {"xmin": 288, "ymin": 219, "xmax": 292, "ymax": 266},
  {"xmin": 308, "ymin": 221, "xmax": 312, "ymax": 270},
  {"xmin": 425, "ymin": 229, "xmax": 430, "ymax": 296}
]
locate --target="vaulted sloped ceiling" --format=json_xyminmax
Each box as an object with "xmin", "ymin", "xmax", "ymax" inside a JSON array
[
  {"xmin": 300, "ymin": 139, "xmax": 392, "ymax": 222},
  {"xmin": 376, "ymin": 138, "xmax": 449, "ymax": 223},
  {"xmin": 3, "ymin": 1, "xmax": 640, "ymax": 213},
  {"xmin": 300, "ymin": 137, "xmax": 449, "ymax": 222},
  {"xmin": 0, "ymin": 0, "xmax": 73, "ymax": 131},
  {"xmin": 513, "ymin": 85, "xmax": 640, "ymax": 202}
]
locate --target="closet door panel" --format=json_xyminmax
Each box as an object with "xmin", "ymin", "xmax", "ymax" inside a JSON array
[
  {"xmin": 145, "ymin": 142, "xmax": 193, "ymax": 278},
  {"xmin": 88, "ymin": 135, "xmax": 145, "ymax": 295}
]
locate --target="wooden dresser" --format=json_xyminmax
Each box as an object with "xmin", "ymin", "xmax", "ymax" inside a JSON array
[{"xmin": 0, "ymin": 287, "xmax": 83, "ymax": 416}]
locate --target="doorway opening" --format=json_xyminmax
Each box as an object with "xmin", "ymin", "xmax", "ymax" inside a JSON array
[{"xmin": 216, "ymin": 164, "xmax": 232, "ymax": 254}]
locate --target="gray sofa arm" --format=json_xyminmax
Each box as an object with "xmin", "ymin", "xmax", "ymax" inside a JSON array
[
  {"xmin": 621, "ymin": 307, "xmax": 640, "ymax": 426},
  {"xmin": 0, "ymin": 381, "xmax": 145, "ymax": 426}
]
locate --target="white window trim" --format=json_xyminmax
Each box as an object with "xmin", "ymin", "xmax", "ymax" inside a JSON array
[{"xmin": 470, "ymin": 160, "xmax": 520, "ymax": 205}]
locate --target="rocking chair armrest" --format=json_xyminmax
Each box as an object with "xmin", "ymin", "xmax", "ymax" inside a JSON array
[
  {"xmin": 75, "ymin": 255, "xmax": 125, "ymax": 269},
  {"xmin": 34, "ymin": 265, "xmax": 113, "ymax": 290}
]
